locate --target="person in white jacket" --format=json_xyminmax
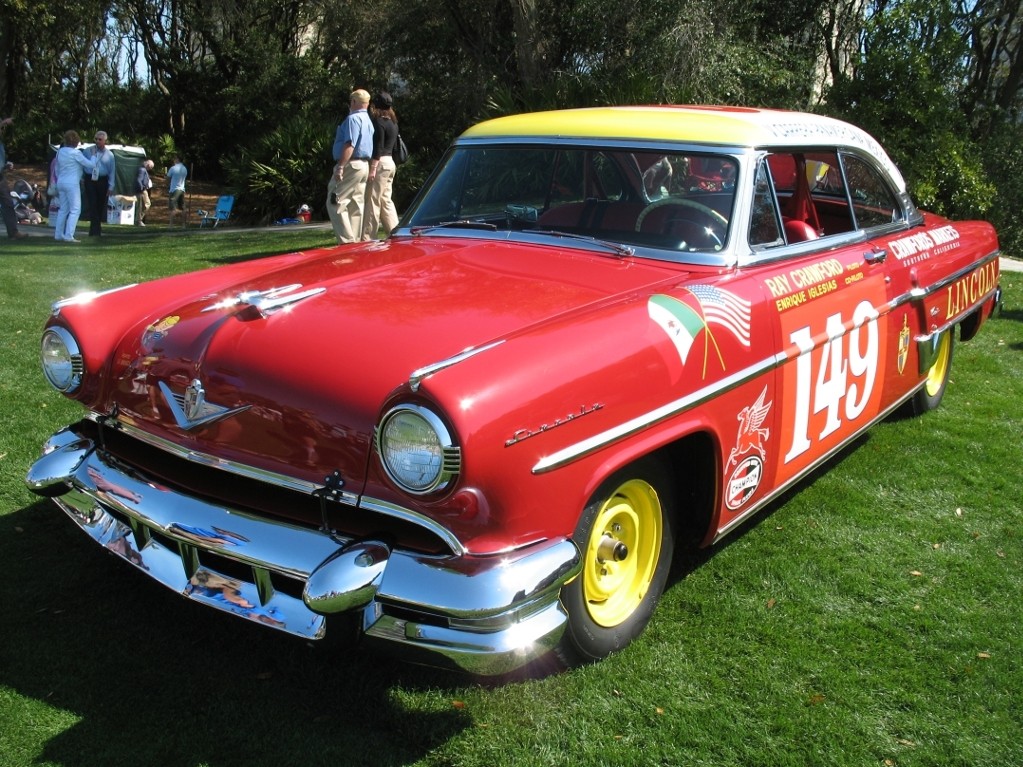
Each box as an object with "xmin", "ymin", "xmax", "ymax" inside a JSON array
[{"xmin": 53, "ymin": 130, "xmax": 97, "ymax": 243}]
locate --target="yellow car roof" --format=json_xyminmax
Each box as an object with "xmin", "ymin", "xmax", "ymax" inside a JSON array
[{"xmin": 460, "ymin": 106, "xmax": 905, "ymax": 190}]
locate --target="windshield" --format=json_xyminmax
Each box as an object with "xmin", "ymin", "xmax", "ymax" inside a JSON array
[{"xmin": 404, "ymin": 145, "xmax": 738, "ymax": 254}]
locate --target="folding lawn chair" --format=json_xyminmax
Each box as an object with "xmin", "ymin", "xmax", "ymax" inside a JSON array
[{"xmin": 197, "ymin": 195, "xmax": 235, "ymax": 228}]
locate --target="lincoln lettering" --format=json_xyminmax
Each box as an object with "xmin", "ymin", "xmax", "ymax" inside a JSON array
[{"xmin": 945, "ymin": 260, "xmax": 999, "ymax": 320}]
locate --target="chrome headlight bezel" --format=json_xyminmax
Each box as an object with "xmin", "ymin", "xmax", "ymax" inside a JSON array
[
  {"xmin": 40, "ymin": 327, "xmax": 84, "ymax": 393},
  {"xmin": 375, "ymin": 404, "xmax": 461, "ymax": 495}
]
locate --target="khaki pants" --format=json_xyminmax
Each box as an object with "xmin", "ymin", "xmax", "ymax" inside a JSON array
[
  {"xmin": 326, "ymin": 159, "xmax": 369, "ymax": 243},
  {"xmin": 136, "ymin": 190, "xmax": 151, "ymax": 224},
  {"xmin": 362, "ymin": 156, "xmax": 399, "ymax": 241}
]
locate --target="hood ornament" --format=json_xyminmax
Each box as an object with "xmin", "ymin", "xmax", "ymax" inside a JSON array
[
  {"xmin": 160, "ymin": 379, "xmax": 251, "ymax": 431},
  {"xmin": 202, "ymin": 284, "xmax": 325, "ymax": 318}
]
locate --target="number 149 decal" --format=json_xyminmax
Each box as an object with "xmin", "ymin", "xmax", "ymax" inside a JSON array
[{"xmin": 784, "ymin": 300, "xmax": 881, "ymax": 464}]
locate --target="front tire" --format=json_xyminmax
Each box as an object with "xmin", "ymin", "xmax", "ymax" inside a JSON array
[
  {"xmin": 909, "ymin": 329, "xmax": 954, "ymax": 415},
  {"xmin": 560, "ymin": 459, "xmax": 675, "ymax": 663}
]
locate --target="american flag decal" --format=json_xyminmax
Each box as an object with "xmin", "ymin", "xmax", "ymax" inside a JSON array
[{"xmin": 687, "ymin": 285, "xmax": 752, "ymax": 347}]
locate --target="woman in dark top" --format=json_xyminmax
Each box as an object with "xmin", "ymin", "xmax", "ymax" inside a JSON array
[{"xmin": 362, "ymin": 91, "xmax": 400, "ymax": 241}]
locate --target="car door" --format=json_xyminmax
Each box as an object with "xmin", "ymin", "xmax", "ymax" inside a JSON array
[{"xmin": 748, "ymin": 148, "xmax": 903, "ymax": 497}]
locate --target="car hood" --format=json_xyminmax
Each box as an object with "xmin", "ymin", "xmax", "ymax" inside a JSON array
[{"xmin": 97, "ymin": 236, "xmax": 683, "ymax": 494}]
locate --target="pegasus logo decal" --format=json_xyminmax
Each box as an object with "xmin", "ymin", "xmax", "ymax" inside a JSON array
[{"xmin": 727, "ymin": 387, "xmax": 772, "ymax": 467}]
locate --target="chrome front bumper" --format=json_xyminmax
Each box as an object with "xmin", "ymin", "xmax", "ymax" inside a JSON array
[{"xmin": 26, "ymin": 426, "xmax": 581, "ymax": 676}]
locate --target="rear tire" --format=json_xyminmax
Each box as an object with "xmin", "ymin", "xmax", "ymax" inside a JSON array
[
  {"xmin": 560, "ymin": 458, "xmax": 675, "ymax": 663},
  {"xmin": 909, "ymin": 329, "xmax": 954, "ymax": 415}
]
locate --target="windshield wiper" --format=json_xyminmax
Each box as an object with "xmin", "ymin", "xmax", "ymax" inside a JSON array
[
  {"xmin": 528, "ymin": 229, "xmax": 635, "ymax": 258},
  {"xmin": 410, "ymin": 220, "xmax": 499, "ymax": 235}
]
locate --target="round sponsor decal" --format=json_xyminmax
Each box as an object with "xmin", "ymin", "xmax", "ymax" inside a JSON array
[{"xmin": 725, "ymin": 455, "xmax": 763, "ymax": 511}]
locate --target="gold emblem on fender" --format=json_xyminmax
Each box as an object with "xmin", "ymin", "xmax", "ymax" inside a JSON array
[{"xmin": 897, "ymin": 315, "xmax": 910, "ymax": 375}]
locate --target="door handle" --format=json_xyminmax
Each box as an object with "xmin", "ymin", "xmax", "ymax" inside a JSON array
[{"xmin": 864, "ymin": 247, "xmax": 887, "ymax": 264}]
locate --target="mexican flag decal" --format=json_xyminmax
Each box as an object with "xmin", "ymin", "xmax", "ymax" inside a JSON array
[
  {"xmin": 648, "ymin": 294, "xmax": 706, "ymax": 366},
  {"xmin": 648, "ymin": 287, "xmax": 751, "ymax": 377}
]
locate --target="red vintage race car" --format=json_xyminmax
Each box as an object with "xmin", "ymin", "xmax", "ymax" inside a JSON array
[{"xmin": 27, "ymin": 106, "xmax": 1002, "ymax": 675}]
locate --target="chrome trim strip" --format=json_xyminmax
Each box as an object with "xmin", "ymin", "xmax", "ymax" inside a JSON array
[
  {"xmin": 87, "ymin": 413, "xmax": 466, "ymax": 555},
  {"xmin": 356, "ymin": 496, "xmax": 467, "ymax": 556},
  {"xmin": 534, "ymin": 253, "xmax": 999, "ymax": 475},
  {"xmin": 533, "ymin": 355, "xmax": 779, "ymax": 473},
  {"xmin": 889, "ymin": 249, "xmax": 1000, "ymax": 309},
  {"xmin": 51, "ymin": 283, "xmax": 139, "ymax": 315},
  {"xmin": 96, "ymin": 414, "xmax": 342, "ymax": 497},
  {"xmin": 409, "ymin": 341, "xmax": 504, "ymax": 392}
]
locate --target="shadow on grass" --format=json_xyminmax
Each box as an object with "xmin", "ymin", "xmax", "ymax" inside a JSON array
[
  {"xmin": 667, "ymin": 432, "xmax": 872, "ymax": 587},
  {"xmin": 0, "ymin": 500, "xmax": 474, "ymax": 767}
]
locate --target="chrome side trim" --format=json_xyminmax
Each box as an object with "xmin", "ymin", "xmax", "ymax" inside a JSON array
[
  {"xmin": 893, "ymin": 249, "xmax": 1000, "ymax": 307},
  {"xmin": 533, "ymin": 355, "xmax": 779, "ymax": 473},
  {"xmin": 534, "ymin": 253, "xmax": 1000, "ymax": 474},
  {"xmin": 409, "ymin": 341, "xmax": 504, "ymax": 392},
  {"xmin": 51, "ymin": 283, "xmax": 139, "ymax": 315}
]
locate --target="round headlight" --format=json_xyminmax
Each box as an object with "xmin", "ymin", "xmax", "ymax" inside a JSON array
[
  {"xmin": 377, "ymin": 405, "xmax": 460, "ymax": 494},
  {"xmin": 41, "ymin": 327, "xmax": 83, "ymax": 393}
]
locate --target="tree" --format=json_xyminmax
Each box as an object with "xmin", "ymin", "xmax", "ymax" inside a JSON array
[{"xmin": 826, "ymin": 0, "xmax": 995, "ymax": 220}]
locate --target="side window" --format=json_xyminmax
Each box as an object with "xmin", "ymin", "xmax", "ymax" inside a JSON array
[
  {"xmin": 549, "ymin": 150, "xmax": 585, "ymax": 205},
  {"xmin": 461, "ymin": 148, "xmax": 556, "ymax": 215},
  {"xmin": 749, "ymin": 159, "xmax": 783, "ymax": 247},
  {"xmin": 763, "ymin": 150, "xmax": 856, "ymax": 242},
  {"xmin": 840, "ymin": 153, "xmax": 901, "ymax": 229},
  {"xmin": 591, "ymin": 152, "xmax": 626, "ymax": 201}
]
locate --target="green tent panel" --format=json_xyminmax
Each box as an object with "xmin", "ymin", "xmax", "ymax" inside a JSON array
[{"xmin": 110, "ymin": 145, "xmax": 147, "ymax": 196}]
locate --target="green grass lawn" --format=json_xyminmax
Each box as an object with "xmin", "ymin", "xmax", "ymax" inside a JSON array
[{"xmin": 1, "ymin": 231, "xmax": 1020, "ymax": 767}]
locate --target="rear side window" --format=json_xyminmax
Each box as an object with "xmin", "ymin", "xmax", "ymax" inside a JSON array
[
  {"xmin": 841, "ymin": 153, "xmax": 900, "ymax": 229},
  {"xmin": 751, "ymin": 149, "xmax": 903, "ymax": 250}
]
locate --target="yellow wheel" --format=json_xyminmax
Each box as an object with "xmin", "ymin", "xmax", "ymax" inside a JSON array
[
  {"xmin": 924, "ymin": 331, "xmax": 952, "ymax": 397},
  {"xmin": 561, "ymin": 459, "xmax": 674, "ymax": 662},
  {"xmin": 911, "ymin": 329, "xmax": 954, "ymax": 415},
  {"xmin": 582, "ymin": 479, "xmax": 663, "ymax": 627}
]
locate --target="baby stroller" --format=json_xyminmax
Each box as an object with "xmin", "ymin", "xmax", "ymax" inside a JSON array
[{"xmin": 10, "ymin": 179, "xmax": 43, "ymax": 224}]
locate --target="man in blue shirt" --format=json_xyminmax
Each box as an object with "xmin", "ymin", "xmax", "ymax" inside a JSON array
[
  {"xmin": 167, "ymin": 155, "xmax": 188, "ymax": 225},
  {"xmin": 0, "ymin": 116, "xmax": 28, "ymax": 240},
  {"xmin": 327, "ymin": 89, "xmax": 374, "ymax": 243},
  {"xmin": 84, "ymin": 130, "xmax": 115, "ymax": 237}
]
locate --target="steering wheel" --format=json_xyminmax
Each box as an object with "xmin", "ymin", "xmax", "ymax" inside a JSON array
[{"xmin": 635, "ymin": 197, "xmax": 728, "ymax": 233}]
